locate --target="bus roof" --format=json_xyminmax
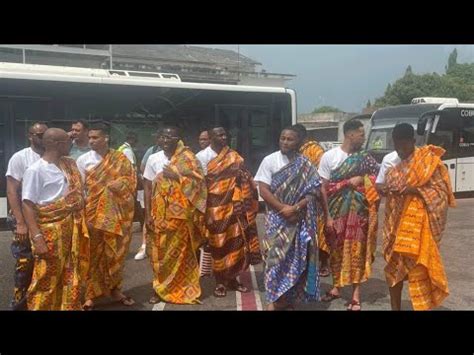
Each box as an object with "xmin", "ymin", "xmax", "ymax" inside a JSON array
[
  {"xmin": 0, "ymin": 62, "xmax": 292, "ymax": 94},
  {"xmin": 371, "ymin": 103, "xmax": 441, "ymax": 121}
]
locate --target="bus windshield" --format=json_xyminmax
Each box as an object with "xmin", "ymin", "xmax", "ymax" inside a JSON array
[{"xmin": 367, "ymin": 124, "xmax": 425, "ymax": 151}]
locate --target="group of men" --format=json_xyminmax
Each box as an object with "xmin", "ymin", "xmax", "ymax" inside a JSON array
[{"xmin": 6, "ymin": 117, "xmax": 454, "ymax": 311}]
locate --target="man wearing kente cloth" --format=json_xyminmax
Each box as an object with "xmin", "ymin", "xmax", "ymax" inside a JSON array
[
  {"xmin": 77, "ymin": 123, "xmax": 137, "ymax": 310},
  {"xmin": 293, "ymin": 124, "xmax": 331, "ymax": 278},
  {"xmin": 197, "ymin": 126, "xmax": 262, "ymax": 298},
  {"xmin": 144, "ymin": 126, "xmax": 207, "ymax": 305},
  {"xmin": 22, "ymin": 128, "xmax": 89, "ymax": 310},
  {"xmin": 380, "ymin": 123, "xmax": 455, "ymax": 310}
]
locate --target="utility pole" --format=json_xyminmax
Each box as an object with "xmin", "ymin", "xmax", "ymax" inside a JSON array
[{"xmin": 109, "ymin": 44, "xmax": 113, "ymax": 69}]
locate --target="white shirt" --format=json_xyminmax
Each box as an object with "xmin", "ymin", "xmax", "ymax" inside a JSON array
[
  {"xmin": 196, "ymin": 146, "xmax": 218, "ymax": 175},
  {"xmin": 119, "ymin": 143, "xmax": 136, "ymax": 165},
  {"xmin": 143, "ymin": 151, "xmax": 170, "ymax": 181},
  {"xmin": 5, "ymin": 147, "xmax": 41, "ymax": 182},
  {"xmin": 76, "ymin": 150, "xmax": 103, "ymax": 183},
  {"xmin": 318, "ymin": 147, "xmax": 350, "ymax": 180},
  {"xmin": 254, "ymin": 151, "xmax": 290, "ymax": 186},
  {"xmin": 375, "ymin": 151, "xmax": 401, "ymax": 184},
  {"xmin": 22, "ymin": 158, "xmax": 68, "ymax": 205}
]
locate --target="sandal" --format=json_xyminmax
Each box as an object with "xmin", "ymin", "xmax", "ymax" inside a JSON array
[
  {"xmin": 321, "ymin": 291, "xmax": 341, "ymax": 302},
  {"xmin": 347, "ymin": 300, "xmax": 361, "ymax": 311},
  {"xmin": 226, "ymin": 279, "xmax": 249, "ymax": 293},
  {"xmin": 149, "ymin": 295, "xmax": 161, "ymax": 304},
  {"xmin": 118, "ymin": 296, "xmax": 135, "ymax": 306},
  {"xmin": 214, "ymin": 284, "xmax": 227, "ymax": 298},
  {"xmin": 82, "ymin": 301, "xmax": 95, "ymax": 311},
  {"xmin": 319, "ymin": 267, "xmax": 330, "ymax": 278}
]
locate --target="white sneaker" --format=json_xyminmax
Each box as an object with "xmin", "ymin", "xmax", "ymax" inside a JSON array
[{"xmin": 134, "ymin": 245, "xmax": 147, "ymax": 260}]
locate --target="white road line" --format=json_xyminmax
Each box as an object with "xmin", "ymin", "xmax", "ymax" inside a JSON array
[
  {"xmin": 152, "ymin": 302, "xmax": 166, "ymax": 311},
  {"xmin": 250, "ymin": 265, "xmax": 263, "ymax": 311},
  {"xmin": 236, "ymin": 276, "xmax": 243, "ymax": 311}
]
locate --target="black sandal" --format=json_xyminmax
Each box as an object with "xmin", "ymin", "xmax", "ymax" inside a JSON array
[
  {"xmin": 82, "ymin": 301, "xmax": 95, "ymax": 311},
  {"xmin": 226, "ymin": 279, "xmax": 249, "ymax": 293},
  {"xmin": 118, "ymin": 296, "xmax": 135, "ymax": 306},
  {"xmin": 347, "ymin": 300, "xmax": 361, "ymax": 311},
  {"xmin": 214, "ymin": 284, "xmax": 227, "ymax": 298}
]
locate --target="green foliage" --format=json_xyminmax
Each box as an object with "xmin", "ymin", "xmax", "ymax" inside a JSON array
[
  {"xmin": 374, "ymin": 48, "xmax": 474, "ymax": 108},
  {"xmin": 312, "ymin": 105, "xmax": 342, "ymax": 113}
]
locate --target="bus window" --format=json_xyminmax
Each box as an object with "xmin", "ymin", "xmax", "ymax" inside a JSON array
[
  {"xmin": 427, "ymin": 115, "xmax": 457, "ymax": 160},
  {"xmin": 459, "ymin": 114, "xmax": 474, "ymax": 158}
]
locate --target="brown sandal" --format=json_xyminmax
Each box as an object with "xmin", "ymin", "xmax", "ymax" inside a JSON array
[
  {"xmin": 347, "ymin": 300, "xmax": 361, "ymax": 311},
  {"xmin": 321, "ymin": 291, "xmax": 341, "ymax": 302}
]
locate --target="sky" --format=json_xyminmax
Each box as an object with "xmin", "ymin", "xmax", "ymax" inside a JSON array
[{"xmin": 198, "ymin": 45, "xmax": 474, "ymax": 114}]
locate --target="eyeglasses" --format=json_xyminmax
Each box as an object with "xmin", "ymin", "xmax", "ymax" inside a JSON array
[{"xmin": 31, "ymin": 133, "xmax": 44, "ymax": 139}]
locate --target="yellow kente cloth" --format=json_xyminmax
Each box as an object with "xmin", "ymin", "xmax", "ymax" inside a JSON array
[
  {"xmin": 206, "ymin": 146, "xmax": 262, "ymax": 281},
  {"xmin": 299, "ymin": 140, "xmax": 329, "ymax": 253},
  {"xmin": 148, "ymin": 141, "xmax": 207, "ymax": 304},
  {"xmin": 27, "ymin": 157, "xmax": 89, "ymax": 311},
  {"xmin": 383, "ymin": 145, "xmax": 455, "ymax": 310},
  {"xmin": 84, "ymin": 150, "xmax": 136, "ymax": 300}
]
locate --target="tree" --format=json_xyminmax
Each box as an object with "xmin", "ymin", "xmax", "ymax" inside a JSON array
[
  {"xmin": 404, "ymin": 65, "xmax": 413, "ymax": 76},
  {"xmin": 447, "ymin": 48, "xmax": 458, "ymax": 71},
  {"xmin": 312, "ymin": 105, "xmax": 342, "ymax": 114},
  {"xmin": 366, "ymin": 100, "xmax": 372, "ymax": 108}
]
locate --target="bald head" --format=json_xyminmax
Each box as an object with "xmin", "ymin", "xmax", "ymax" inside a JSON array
[{"xmin": 42, "ymin": 128, "xmax": 72, "ymax": 156}]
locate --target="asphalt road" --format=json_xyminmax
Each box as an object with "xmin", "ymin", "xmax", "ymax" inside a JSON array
[{"xmin": 0, "ymin": 198, "xmax": 472, "ymax": 311}]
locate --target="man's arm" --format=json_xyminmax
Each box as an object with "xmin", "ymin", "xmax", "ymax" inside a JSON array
[
  {"xmin": 321, "ymin": 178, "xmax": 334, "ymax": 231},
  {"xmin": 144, "ymin": 179, "xmax": 153, "ymax": 230},
  {"xmin": 6, "ymin": 176, "xmax": 28, "ymax": 240},
  {"xmin": 22, "ymin": 200, "xmax": 49, "ymax": 257}
]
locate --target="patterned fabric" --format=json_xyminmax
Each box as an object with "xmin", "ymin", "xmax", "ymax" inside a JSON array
[
  {"xmin": 300, "ymin": 140, "xmax": 324, "ymax": 167},
  {"xmin": 84, "ymin": 150, "xmax": 136, "ymax": 300},
  {"xmin": 326, "ymin": 150, "xmax": 380, "ymax": 288},
  {"xmin": 27, "ymin": 157, "xmax": 88, "ymax": 311},
  {"xmin": 148, "ymin": 141, "xmax": 207, "ymax": 304},
  {"xmin": 11, "ymin": 237, "xmax": 33, "ymax": 310},
  {"xmin": 299, "ymin": 140, "xmax": 329, "ymax": 254},
  {"xmin": 206, "ymin": 146, "xmax": 262, "ymax": 281},
  {"xmin": 383, "ymin": 145, "xmax": 455, "ymax": 310},
  {"xmin": 263, "ymin": 154, "xmax": 322, "ymax": 304}
]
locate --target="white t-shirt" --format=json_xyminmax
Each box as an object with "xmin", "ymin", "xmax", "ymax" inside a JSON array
[
  {"xmin": 375, "ymin": 151, "xmax": 401, "ymax": 184},
  {"xmin": 254, "ymin": 151, "xmax": 291, "ymax": 186},
  {"xmin": 5, "ymin": 147, "xmax": 41, "ymax": 182},
  {"xmin": 143, "ymin": 151, "xmax": 170, "ymax": 181},
  {"xmin": 196, "ymin": 146, "xmax": 218, "ymax": 175},
  {"xmin": 76, "ymin": 150, "xmax": 103, "ymax": 183},
  {"xmin": 318, "ymin": 147, "xmax": 350, "ymax": 180},
  {"xmin": 22, "ymin": 158, "xmax": 68, "ymax": 205}
]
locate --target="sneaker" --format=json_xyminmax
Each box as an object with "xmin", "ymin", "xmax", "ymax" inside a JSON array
[{"xmin": 134, "ymin": 245, "xmax": 147, "ymax": 260}]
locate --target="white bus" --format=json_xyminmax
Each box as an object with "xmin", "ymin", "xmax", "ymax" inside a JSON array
[
  {"xmin": 0, "ymin": 62, "xmax": 297, "ymax": 223},
  {"xmin": 366, "ymin": 97, "xmax": 474, "ymax": 195}
]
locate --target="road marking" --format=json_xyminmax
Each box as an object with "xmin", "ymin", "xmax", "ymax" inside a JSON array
[
  {"xmin": 152, "ymin": 302, "xmax": 166, "ymax": 311},
  {"xmin": 249, "ymin": 265, "xmax": 263, "ymax": 311},
  {"xmin": 236, "ymin": 277, "xmax": 243, "ymax": 311}
]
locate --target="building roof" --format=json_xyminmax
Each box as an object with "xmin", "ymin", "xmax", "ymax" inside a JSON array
[{"xmin": 112, "ymin": 45, "xmax": 260, "ymax": 68}]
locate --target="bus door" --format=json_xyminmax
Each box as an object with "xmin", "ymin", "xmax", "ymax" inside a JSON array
[
  {"xmin": 427, "ymin": 109, "xmax": 460, "ymax": 191},
  {"xmin": 214, "ymin": 104, "xmax": 271, "ymax": 174},
  {"xmin": 456, "ymin": 109, "xmax": 474, "ymax": 192},
  {"xmin": 0, "ymin": 99, "xmax": 10, "ymax": 219}
]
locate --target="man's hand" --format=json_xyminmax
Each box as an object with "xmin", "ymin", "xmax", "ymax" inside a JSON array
[
  {"xmin": 108, "ymin": 180, "xmax": 124, "ymax": 192},
  {"xmin": 163, "ymin": 165, "xmax": 180, "ymax": 181},
  {"xmin": 145, "ymin": 213, "xmax": 154, "ymax": 231},
  {"xmin": 32, "ymin": 235, "xmax": 49, "ymax": 258},
  {"xmin": 325, "ymin": 216, "xmax": 335, "ymax": 233},
  {"xmin": 279, "ymin": 205, "xmax": 297, "ymax": 220},
  {"xmin": 349, "ymin": 176, "xmax": 364, "ymax": 188},
  {"xmin": 15, "ymin": 221, "xmax": 29, "ymax": 243}
]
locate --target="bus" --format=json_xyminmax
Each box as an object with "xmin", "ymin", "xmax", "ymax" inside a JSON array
[
  {"xmin": 366, "ymin": 97, "xmax": 474, "ymax": 195},
  {"xmin": 0, "ymin": 62, "xmax": 296, "ymax": 222}
]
